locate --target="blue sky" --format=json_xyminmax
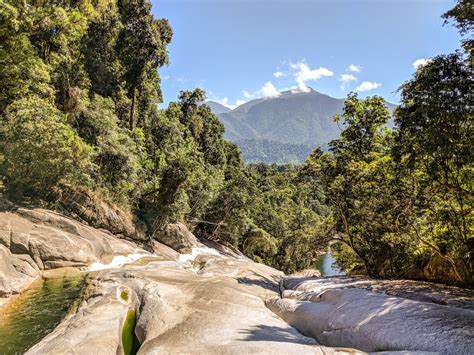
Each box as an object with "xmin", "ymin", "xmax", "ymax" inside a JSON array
[{"xmin": 151, "ymin": 0, "xmax": 461, "ymax": 108}]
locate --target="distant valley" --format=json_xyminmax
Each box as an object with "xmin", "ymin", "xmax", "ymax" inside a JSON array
[{"xmin": 208, "ymin": 88, "xmax": 396, "ymax": 163}]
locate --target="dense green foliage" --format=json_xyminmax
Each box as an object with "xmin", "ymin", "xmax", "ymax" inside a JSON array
[
  {"xmin": 235, "ymin": 139, "xmax": 314, "ymax": 164},
  {"xmin": 197, "ymin": 163, "xmax": 329, "ymax": 273},
  {"xmin": 0, "ymin": 0, "xmax": 471, "ymax": 282},
  {"xmin": 0, "ymin": 0, "xmax": 325, "ymax": 272},
  {"xmin": 213, "ymin": 90, "xmax": 396, "ymax": 164},
  {"xmin": 302, "ymin": 3, "xmax": 473, "ymax": 284}
]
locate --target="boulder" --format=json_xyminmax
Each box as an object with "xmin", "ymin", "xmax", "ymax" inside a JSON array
[
  {"xmin": 53, "ymin": 183, "xmax": 146, "ymax": 241},
  {"xmin": 267, "ymin": 278, "xmax": 474, "ymax": 354},
  {"xmin": 423, "ymin": 253, "xmax": 459, "ymax": 283},
  {"xmin": 290, "ymin": 269, "xmax": 322, "ymax": 277},
  {"xmin": 153, "ymin": 222, "xmax": 202, "ymax": 253},
  {"xmin": 0, "ymin": 245, "xmax": 37, "ymax": 297},
  {"xmin": 282, "ymin": 276, "xmax": 474, "ymax": 309},
  {"xmin": 0, "ymin": 208, "xmax": 139, "ymax": 298},
  {"xmin": 29, "ymin": 245, "xmax": 364, "ymax": 354}
]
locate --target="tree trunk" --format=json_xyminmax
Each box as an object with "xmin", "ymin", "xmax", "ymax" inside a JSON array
[{"xmin": 129, "ymin": 87, "xmax": 136, "ymax": 130}]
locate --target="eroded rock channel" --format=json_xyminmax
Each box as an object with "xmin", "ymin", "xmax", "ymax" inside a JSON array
[{"xmin": 1, "ymin": 207, "xmax": 473, "ymax": 354}]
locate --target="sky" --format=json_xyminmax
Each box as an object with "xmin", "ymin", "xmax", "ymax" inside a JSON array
[{"xmin": 151, "ymin": 0, "xmax": 462, "ymax": 108}]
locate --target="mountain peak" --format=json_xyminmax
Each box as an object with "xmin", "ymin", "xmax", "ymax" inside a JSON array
[
  {"xmin": 210, "ymin": 89, "xmax": 397, "ymax": 163},
  {"xmin": 205, "ymin": 101, "xmax": 232, "ymax": 114}
]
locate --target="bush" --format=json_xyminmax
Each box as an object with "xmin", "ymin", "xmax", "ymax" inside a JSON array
[{"xmin": 2, "ymin": 96, "xmax": 92, "ymax": 200}]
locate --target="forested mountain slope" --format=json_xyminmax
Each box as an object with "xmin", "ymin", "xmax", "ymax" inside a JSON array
[{"xmin": 210, "ymin": 89, "xmax": 396, "ymax": 163}]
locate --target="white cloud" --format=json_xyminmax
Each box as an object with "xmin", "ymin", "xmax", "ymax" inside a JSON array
[
  {"xmin": 348, "ymin": 64, "xmax": 361, "ymax": 73},
  {"xmin": 356, "ymin": 81, "xmax": 381, "ymax": 92},
  {"xmin": 239, "ymin": 81, "xmax": 283, "ymax": 102},
  {"xmin": 412, "ymin": 58, "xmax": 430, "ymax": 69},
  {"xmin": 242, "ymin": 90, "xmax": 255, "ymax": 99},
  {"xmin": 208, "ymin": 93, "xmax": 250, "ymax": 110},
  {"xmin": 339, "ymin": 73, "xmax": 357, "ymax": 90},
  {"xmin": 280, "ymin": 85, "xmax": 298, "ymax": 92},
  {"xmin": 260, "ymin": 81, "xmax": 281, "ymax": 98},
  {"xmin": 214, "ymin": 97, "xmax": 236, "ymax": 109},
  {"xmin": 274, "ymin": 71, "xmax": 285, "ymax": 78},
  {"xmin": 207, "ymin": 93, "xmax": 241, "ymax": 110},
  {"xmin": 290, "ymin": 61, "xmax": 334, "ymax": 92},
  {"xmin": 162, "ymin": 75, "xmax": 170, "ymax": 81}
]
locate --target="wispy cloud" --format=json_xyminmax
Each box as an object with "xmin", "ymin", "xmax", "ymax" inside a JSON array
[
  {"xmin": 241, "ymin": 81, "xmax": 281, "ymax": 101},
  {"xmin": 215, "ymin": 97, "xmax": 235, "ymax": 109},
  {"xmin": 412, "ymin": 58, "xmax": 430, "ymax": 69},
  {"xmin": 339, "ymin": 73, "xmax": 357, "ymax": 90},
  {"xmin": 290, "ymin": 61, "xmax": 334, "ymax": 92},
  {"xmin": 242, "ymin": 90, "xmax": 255, "ymax": 100},
  {"xmin": 260, "ymin": 81, "xmax": 281, "ymax": 98},
  {"xmin": 212, "ymin": 60, "xmax": 336, "ymax": 109},
  {"xmin": 348, "ymin": 64, "xmax": 361, "ymax": 73},
  {"xmin": 356, "ymin": 81, "xmax": 381, "ymax": 92},
  {"xmin": 207, "ymin": 92, "xmax": 242, "ymax": 110}
]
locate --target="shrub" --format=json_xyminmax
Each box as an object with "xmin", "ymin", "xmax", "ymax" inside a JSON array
[{"xmin": 3, "ymin": 96, "xmax": 92, "ymax": 200}]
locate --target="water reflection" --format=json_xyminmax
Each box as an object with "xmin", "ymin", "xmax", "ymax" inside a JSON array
[
  {"xmin": 0, "ymin": 269, "xmax": 85, "ymax": 354},
  {"xmin": 315, "ymin": 252, "xmax": 345, "ymax": 276}
]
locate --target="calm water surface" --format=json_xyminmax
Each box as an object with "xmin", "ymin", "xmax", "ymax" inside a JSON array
[
  {"xmin": 0, "ymin": 270, "xmax": 86, "ymax": 354},
  {"xmin": 315, "ymin": 252, "xmax": 345, "ymax": 276}
]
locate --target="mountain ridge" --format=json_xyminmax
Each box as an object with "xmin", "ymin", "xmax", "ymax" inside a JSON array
[{"xmin": 207, "ymin": 89, "xmax": 396, "ymax": 163}]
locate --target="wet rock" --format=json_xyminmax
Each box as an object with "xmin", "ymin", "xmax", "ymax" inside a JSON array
[
  {"xmin": 27, "ymin": 279, "xmax": 136, "ymax": 355},
  {"xmin": 0, "ymin": 208, "xmax": 138, "ymax": 298},
  {"xmin": 29, "ymin": 248, "xmax": 363, "ymax": 354}
]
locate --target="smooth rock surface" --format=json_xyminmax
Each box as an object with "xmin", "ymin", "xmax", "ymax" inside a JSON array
[
  {"xmin": 154, "ymin": 222, "xmax": 203, "ymax": 253},
  {"xmin": 0, "ymin": 208, "xmax": 139, "ymax": 297},
  {"xmin": 2, "ymin": 205, "xmax": 470, "ymax": 354},
  {"xmin": 267, "ymin": 277, "xmax": 474, "ymax": 354},
  {"xmin": 283, "ymin": 276, "xmax": 474, "ymax": 310},
  {"xmin": 53, "ymin": 183, "xmax": 146, "ymax": 240},
  {"xmin": 29, "ymin": 249, "xmax": 363, "ymax": 354}
]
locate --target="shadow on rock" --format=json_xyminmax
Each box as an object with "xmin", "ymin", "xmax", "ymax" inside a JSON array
[{"xmin": 240, "ymin": 324, "xmax": 317, "ymax": 345}]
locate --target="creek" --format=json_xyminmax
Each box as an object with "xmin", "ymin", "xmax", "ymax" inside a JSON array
[
  {"xmin": 315, "ymin": 252, "xmax": 345, "ymax": 276},
  {"xmin": 0, "ymin": 269, "xmax": 86, "ymax": 354}
]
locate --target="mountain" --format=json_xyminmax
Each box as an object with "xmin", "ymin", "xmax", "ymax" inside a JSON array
[
  {"xmin": 209, "ymin": 88, "xmax": 396, "ymax": 163},
  {"xmin": 206, "ymin": 101, "xmax": 232, "ymax": 114},
  {"xmin": 236, "ymin": 139, "xmax": 314, "ymax": 164}
]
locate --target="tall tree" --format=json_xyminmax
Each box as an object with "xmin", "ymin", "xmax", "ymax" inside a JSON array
[
  {"xmin": 395, "ymin": 52, "xmax": 473, "ymax": 282},
  {"xmin": 117, "ymin": 0, "xmax": 172, "ymax": 129}
]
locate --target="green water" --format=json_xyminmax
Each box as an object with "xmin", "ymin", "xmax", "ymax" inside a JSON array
[
  {"xmin": 0, "ymin": 270, "xmax": 86, "ymax": 354},
  {"xmin": 315, "ymin": 252, "xmax": 345, "ymax": 276},
  {"xmin": 122, "ymin": 309, "xmax": 140, "ymax": 355}
]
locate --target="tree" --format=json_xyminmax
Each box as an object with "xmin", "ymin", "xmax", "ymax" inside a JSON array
[
  {"xmin": 2, "ymin": 96, "xmax": 92, "ymax": 199},
  {"xmin": 0, "ymin": 0, "xmax": 54, "ymax": 113},
  {"xmin": 74, "ymin": 95, "xmax": 144, "ymax": 205},
  {"xmin": 442, "ymin": 0, "xmax": 473, "ymax": 55},
  {"xmin": 395, "ymin": 52, "xmax": 473, "ymax": 282},
  {"xmin": 308, "ymin": 94, "xmax": 414, "ymax": 277},
  {"xmin": 117, "ymin": 0, "xmax": 172, "ymax": 129},
  {"xmin": 83, "ymin": 1, "xmax": 124, "ymax": 98}
]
